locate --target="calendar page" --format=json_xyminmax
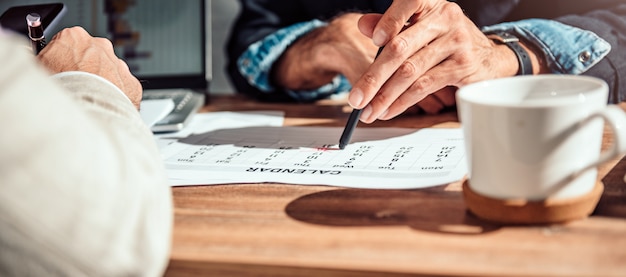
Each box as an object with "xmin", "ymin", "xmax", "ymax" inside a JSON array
[{"xmin": 160, "ymin": 126, "xmax": 467, "ymax": 189}]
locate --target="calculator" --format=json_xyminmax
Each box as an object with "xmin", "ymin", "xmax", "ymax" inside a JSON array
[{"xmin": 141, "ymin": 89, "xmax": 205, "ymax": 133}]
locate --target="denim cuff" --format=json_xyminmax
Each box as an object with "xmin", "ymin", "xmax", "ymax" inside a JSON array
[
  {"xmin": 482, "ymin": 18, "xmax": 611, "ymax": 74},
  {"xmin": 237, "ymin": 19, "xmax": 327, "ymax": 93}
]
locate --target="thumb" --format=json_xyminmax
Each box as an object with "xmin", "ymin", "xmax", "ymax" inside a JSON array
[{"xmin": 358, "ymin": 14, "xmax": 382, "ymax": 39}]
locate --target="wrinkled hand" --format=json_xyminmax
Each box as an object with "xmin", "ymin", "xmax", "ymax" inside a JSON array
[
  {"xmin": 272, "ymin": 13, "xmax": 379, "ymax": 90},
  {"xmin": 350, "ymin": 0, "xmax": 520, "ymax": 123},
  {"xmin": 38, "ymin": 27, "xmax": 142, "ymax": 109},
  {"xmin": 416, "ymin": 86, "xmax": 457, "ymax": 114}
]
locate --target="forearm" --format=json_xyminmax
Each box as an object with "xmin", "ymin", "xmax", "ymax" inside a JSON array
[
  {"xmin": 272, "ymin": 26, "xmax": 340, "ymax": 90},
  {"xmin": 0, "ymin": 35, "xmax": 171, "ymax": 276},
  {"xmin": 234, "ymin": 19, "xmax": 350, "ymax": 102},
  {"xmin": 56, "ymin": 73, "xmax": 173, "ymax": 276}
]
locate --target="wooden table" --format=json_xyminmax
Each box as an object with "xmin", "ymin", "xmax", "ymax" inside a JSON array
[{"xmin": 165, "ymin": 95, "xmax": 626, "ymax": 277}]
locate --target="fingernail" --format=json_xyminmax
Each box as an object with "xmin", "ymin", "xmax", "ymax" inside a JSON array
[
  {"xmin": 378, "ymin": 109, "xmax": 389, "ymax": 120},
  {"xmin": 360, "ymin": 106, "xmax": 372, "ymax": 121},
  {"xmin": 372, "ymin": 29, "xmax": 387, "ymax": 47},
  {"xmin": 349, "ymin": 88, "xmax": 364, "ymax": 108}
]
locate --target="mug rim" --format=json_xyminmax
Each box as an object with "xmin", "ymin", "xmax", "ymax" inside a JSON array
[{"xmin": 457, "ymin": 75, "xmax": 608, "ymax": 108}]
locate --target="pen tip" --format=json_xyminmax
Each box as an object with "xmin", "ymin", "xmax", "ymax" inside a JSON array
[{"xmin": 338, "ymin": 144, "xmax": 346, "ymax": 150}]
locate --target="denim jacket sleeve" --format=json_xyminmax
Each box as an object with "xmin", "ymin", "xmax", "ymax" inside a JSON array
[
  {"xmin": 238, "ymin": 18, "xmax": 612, "ymax": 102},
  {"xmin": 481, "ymin": 19, "xmax": 611, "ymax": 75},
  {"xmin": 236, "ymin": 19, "xmax": 352, "ymax": 102}
]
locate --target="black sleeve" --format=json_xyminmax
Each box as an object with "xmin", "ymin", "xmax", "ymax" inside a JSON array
[
  {"xmin": 225, "ymin": 0, "xmax": 311, "ymax": 102},
  {"xmin": 555, "ymin": 4, "xmax": 626, "ymax": 104}
]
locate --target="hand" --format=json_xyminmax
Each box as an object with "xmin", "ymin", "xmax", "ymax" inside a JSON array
[
  {"xmin": 400, "ymin": 86, "xmax": 457, "ymax": 116},
  {"xmin": 416, "ymin": 86, "xmax": 457, "ymax": 115},
  {"xmin": 272, "ymin": 13, "xmax": 379, "ymax": 90},
  {"xmin": 349, "ymin": 0, "xmax": 525, "ymax": 123},
  {"xmin": 38, "ymin": 27, "xmax": 142, "ymax": 109}
]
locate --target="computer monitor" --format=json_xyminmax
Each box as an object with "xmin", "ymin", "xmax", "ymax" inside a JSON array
[{"xmin": 0, "ymin": 0, "xmax": 210, "ymax": 91}]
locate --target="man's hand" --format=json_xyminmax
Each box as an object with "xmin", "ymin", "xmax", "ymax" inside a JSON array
[
  {"xmin": 38, "ymin": 27, "xmax": 142, "ymax": 109},
  {"xmin": 349, "ymin": 0, "xmax": 535, "ymax": 123},
  {"xmin": 272, "ymin": 13, "xmax": 379, "ymax": 90},
  {"xmin": 416, "ymin": 86, "xmax": 457, "ymax": 115}
]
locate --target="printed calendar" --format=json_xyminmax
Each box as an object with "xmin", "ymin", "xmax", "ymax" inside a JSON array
[{"xmin": 160, "ymin": 126, "xmax": 467, "ymax": 189}]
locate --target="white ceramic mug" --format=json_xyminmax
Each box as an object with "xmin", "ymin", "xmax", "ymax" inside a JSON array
[{"xmin": 457, "ymin": 75, "xmax": 626, "ymax": 201}]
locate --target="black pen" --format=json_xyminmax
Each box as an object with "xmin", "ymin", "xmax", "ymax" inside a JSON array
[
  {"xmin": 338, "ymin": 46, "xmax": 384, "ymax": 150},
  {"xmin": 26, "ymin": 13, "xmax": 47, "ymax": 55}
]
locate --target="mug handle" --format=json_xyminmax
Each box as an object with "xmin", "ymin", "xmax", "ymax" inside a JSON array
[{"xmin": 569, "ymin": 105, "xmax": 626, "ymax": 181}]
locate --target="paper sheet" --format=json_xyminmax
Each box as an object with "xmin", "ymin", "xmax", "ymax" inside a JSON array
[
  {"xmin": 153, "ymin": 111, "xmax": 284, "ymax": 150},
  {"xmin": 158, "ymin": 112, "xmax": 467, "ymax": 189},
  {"xmin": 139, "ymin": 99, "xmax": 175, "ymax": 127}
]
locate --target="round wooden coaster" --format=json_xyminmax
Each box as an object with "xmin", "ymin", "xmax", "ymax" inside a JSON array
[{"xmin": 462, "ymin": 180, "xmax": 604, "ymax": 224}]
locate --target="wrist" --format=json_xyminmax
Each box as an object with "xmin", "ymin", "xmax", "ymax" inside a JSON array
[
  {"xmin": 517, "ymin": 39, "xmax": 550, "ymax": 74},
  {"xmin": 486, "ymin": 31, "xmax": 550, "ymax": 76},
  {"xmin": 485, "ymin": 32, "xmax": 533, "ymax": 76},
  {"xmin": 490, "ymin": 43, "xmax": 520, "ymax": 77}
]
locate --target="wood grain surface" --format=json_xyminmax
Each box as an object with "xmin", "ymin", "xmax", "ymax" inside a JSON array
[{"xmin": 165, "ymin": 95, "xmax": 626, "ymax": 277}]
